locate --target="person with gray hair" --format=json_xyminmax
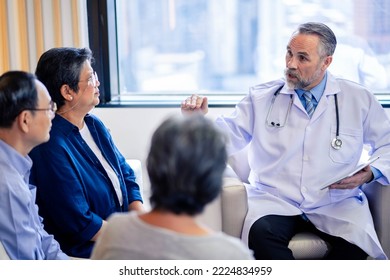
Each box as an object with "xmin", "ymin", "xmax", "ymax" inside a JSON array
[
  {"xmin": 28, "ymin": 47, "xmax": 144, "ymax": 258},
  {"xmin": 181, "ymin": 22, "xmax": 390, "ymax": 259},
  {"xmin": 91, "ymin": 114, "xmax": 254, "ymax": 260}
]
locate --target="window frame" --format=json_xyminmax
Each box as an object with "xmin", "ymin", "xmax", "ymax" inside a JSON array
[
  {"xmin": 87, "ymin": 0, "xmax": 117, "ymax": 104},
  {"xmin": 87, "ymin": 0, "xmax": 390, "ymax": 108}
]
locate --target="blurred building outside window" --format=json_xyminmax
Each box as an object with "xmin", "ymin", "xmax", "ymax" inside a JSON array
[{"xmin": 113, "ymin": 0, "xmax": 390, "ymax": 102}]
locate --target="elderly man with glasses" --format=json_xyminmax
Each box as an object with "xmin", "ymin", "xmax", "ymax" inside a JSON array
[{"xmin": 0, "ymin": 71, "xmax": 67, "ymax": 259}]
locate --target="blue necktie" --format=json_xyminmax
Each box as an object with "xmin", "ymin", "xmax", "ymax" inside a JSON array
[{"xmin": 304, "ymin": 91, "xmax": 314, "ymax": 118}]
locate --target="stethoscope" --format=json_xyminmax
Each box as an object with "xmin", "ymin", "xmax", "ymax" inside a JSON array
[{"xmin": 266, "ymin": 87, "xmax": 342, "ymax": 150}]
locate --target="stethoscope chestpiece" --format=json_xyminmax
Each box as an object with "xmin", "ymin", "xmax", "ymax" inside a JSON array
[{"xmin": 331, "ymin": 137, "xmax": 342, "ymax": 150}]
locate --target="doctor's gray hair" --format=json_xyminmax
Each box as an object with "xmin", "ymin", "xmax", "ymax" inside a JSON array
[{"xmin": 295, "ymin": 22, "xmax": 337, "ymax": 57}]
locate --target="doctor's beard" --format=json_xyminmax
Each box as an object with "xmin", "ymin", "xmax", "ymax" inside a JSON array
[{"xmin": 284, "ymin": 67, "xmax": 323, "ymax": 90}]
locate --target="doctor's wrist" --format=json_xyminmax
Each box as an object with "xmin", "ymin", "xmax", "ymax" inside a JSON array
[{"xmin": 366, "ymin": 172, "xmax": 374, "ymax": 184}]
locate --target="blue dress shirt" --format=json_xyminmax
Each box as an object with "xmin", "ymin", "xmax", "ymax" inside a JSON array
[
  {"xmin": 295, "ymin": 72, "xmax": 327, "ymax": 111},
  {"xmin": 0, "ymin": 140, "xmax": 68, "ymax": 259},
  {"xmin": 29, "ymin": 114, "xmax": 143, "ymax": 258}
]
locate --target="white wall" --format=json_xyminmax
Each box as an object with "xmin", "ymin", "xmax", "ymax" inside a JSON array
[
  {"xmin": 93, "ymin": 106, "xmax": 390, "ymax": 201},
  {"xmin": 92, "ymin": 106, "xmax": 232, "ymax": 199}
]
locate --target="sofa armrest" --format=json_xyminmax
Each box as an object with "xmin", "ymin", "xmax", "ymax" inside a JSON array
[
  {"xmin": 126, "ymin": 159, "xmax": 143, "ymax": 193},
  {"xmin": 197, "ymin": 194, "xmax": 223, "ymax": 232},
  {"xmin": 363, "ymin": 182, "xmax": 390, "ymax": 258},
  {"xmin": 221, "ymin": 177, "xmax": 248, "ymax": 238},
  {"xmin": 197, "ymin": 176, "xmax": 248, "ymax": 234}
]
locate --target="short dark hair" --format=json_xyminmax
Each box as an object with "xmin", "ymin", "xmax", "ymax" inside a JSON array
[
  {"xmin": 0, "ymin": 71, "xmax": 38, "ymax": 128},
  {"xmin": 147, "ymin": 114, "xmax": 228, "ymax": 215},
  {"xmin": 296, "ymin": 22, "xmax": 337, "ymax": 57},
  {"xmin": 35, "ymin": 47, "xmax": 93, "ymax": 109}
]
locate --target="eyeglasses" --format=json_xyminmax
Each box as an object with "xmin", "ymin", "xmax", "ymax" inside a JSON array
[
  {"xmin": 79, "ymin": 71, "xmax": 99, "ymax": 87},
  {"xmin": 25, "ymin": 100, "xmax": 57, "ymax": 113}
]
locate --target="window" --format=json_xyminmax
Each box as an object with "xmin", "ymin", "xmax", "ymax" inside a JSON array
[{"xmin": 87, "ymin": 0, "xmax": 390, "ymax": 106}]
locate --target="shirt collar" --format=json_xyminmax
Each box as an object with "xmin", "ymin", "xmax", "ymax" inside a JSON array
[
  {"xmin": 52, "ymin": 113, "xmax": 93, "ymax": 136},
  {"xmin": 295, "ymin": 72, "xmax": 328, "ymax": 102},
  {"xmin": 0, "ymin": 139, "xmax": 32, "ymax": 182}
]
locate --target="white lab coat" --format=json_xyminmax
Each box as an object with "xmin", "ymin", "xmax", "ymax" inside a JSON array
[{"xmin": 216, "ymin": 73, "xmax": 390, "ymax": 259}]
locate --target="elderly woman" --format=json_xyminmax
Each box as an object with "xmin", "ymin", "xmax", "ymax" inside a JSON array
[
  {"xmin": 29, "ymin": 47, "xmax": 143, "ymax": 258},
  {"xmin": 91, "ymin": 114, "xmax": 254, "ymax": 260}
]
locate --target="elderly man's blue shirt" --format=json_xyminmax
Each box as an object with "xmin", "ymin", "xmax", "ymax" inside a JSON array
[{"xmin": 0, "ymin": 140, "xmax": 68, "ymax": 259}]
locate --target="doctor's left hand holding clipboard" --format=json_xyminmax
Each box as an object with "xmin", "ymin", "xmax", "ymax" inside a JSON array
[{"xmin": 320, "ymin": 156, "xmax": 380, "ymax": 190}]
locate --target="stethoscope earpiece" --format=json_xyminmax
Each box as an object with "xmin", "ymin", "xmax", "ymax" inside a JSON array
[{"xmin": 266, "ymin": 86, "xmax": 293, "ymax": 128}]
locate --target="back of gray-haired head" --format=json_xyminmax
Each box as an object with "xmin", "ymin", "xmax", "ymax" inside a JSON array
[
  {"xmin": 295, "ymin": 22, "xmax": 337, "ymax": 57},
  {"xmin": 147, "ymin": 113, "xmax": 228, "ymax": 215}
]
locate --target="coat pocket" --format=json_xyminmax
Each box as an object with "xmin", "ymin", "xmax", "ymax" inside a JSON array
[{"xmin": 329, "ymin": 126, "xmax": 362, "ymax": 164}]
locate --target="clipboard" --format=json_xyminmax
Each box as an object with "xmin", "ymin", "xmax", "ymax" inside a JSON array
[{"xmin": 320, "ymin": 156, "xmax": 380, "ymax": 190}]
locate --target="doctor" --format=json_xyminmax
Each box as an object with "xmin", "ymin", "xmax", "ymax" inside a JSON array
[{"xmin": 181, "ymin": 22, "xmax": 390, "ymax": 259}]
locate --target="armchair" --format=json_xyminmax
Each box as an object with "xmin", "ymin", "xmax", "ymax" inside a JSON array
[{"xmin": 200, "ymin": 148, "xmax": 390, "ymax": 259}]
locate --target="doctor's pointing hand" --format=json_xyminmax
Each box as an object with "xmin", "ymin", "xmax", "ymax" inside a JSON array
[{"xmin": 181, "ymin": 94, "xmax": 208, "ymax": 115}]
